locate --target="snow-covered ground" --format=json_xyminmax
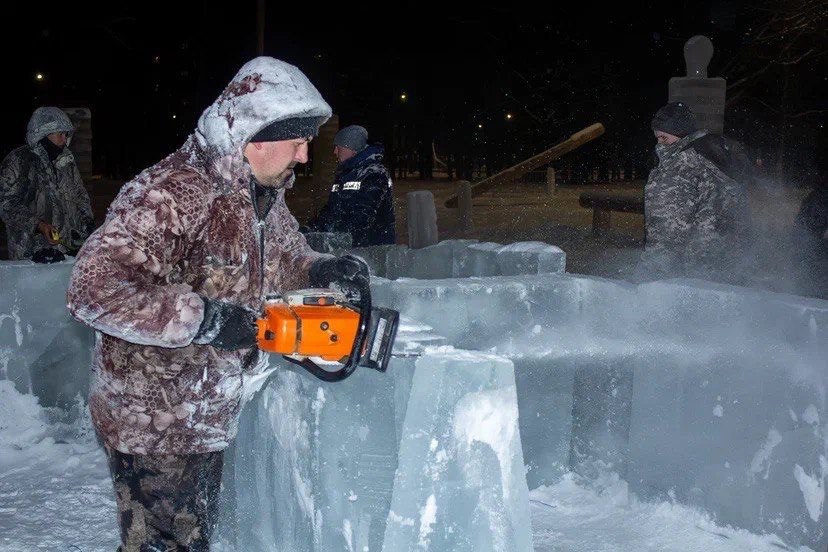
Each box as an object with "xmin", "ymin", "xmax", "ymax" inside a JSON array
[
  {"xmin": 0, "ymin": 381, "xmax": 118, "ymax": 551},
  {"xmin": 0, "ymin": 381, "xmax": 812, "ymax": 552}
]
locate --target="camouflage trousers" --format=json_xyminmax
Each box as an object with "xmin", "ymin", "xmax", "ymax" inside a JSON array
[{"xmin": 104, "ymin": 446, "xmax": 224, "ymax": 552}]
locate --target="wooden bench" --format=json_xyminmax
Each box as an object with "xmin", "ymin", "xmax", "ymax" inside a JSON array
[{"xmin": 579, "ymin": 190, "xmax": 644, "ymax": 235}]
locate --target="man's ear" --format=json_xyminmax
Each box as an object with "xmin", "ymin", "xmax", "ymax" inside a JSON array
[{"xmin": 243, "ymin": 142, "xmax": 264, "ymax": 160}]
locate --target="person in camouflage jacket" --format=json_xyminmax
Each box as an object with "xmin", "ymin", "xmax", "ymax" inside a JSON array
[
  {"xmin": 67, "ymin": 57, "xmax": 368, "ymax": 551},
  {"xmin": 637, "ymin": 102, "xmax": 752, "ymax": 283},
  {"xmin": 0, "ymin": 107, "xmax": 94, "ymax": 260}
]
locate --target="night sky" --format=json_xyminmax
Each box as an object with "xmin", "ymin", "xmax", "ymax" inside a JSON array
[{"xmin": 3, "ymin": 1, "xmax": 824, "ymax": 184}]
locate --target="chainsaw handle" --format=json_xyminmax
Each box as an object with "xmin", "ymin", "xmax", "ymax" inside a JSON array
[{"xmin": 285, "ymin": 273, "xmax": 372, "ymax": 382}]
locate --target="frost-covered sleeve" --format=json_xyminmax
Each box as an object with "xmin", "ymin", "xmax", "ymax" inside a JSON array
[
  {"xmin": 68, "ymin": 162, "xmax": 95, "ymax": 234},
  {"xmin": 67, "ymin": 177, "xmax": 206, "ymax": 347},
  {"xmin": 0, "ymin": 152, "xmax": 38, "ymax": 232},
  {"xmin": 270, "ymin": 191, "xmax": 331, "ymax": 291}
]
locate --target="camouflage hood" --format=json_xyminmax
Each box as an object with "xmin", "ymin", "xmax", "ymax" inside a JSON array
[
  {"xmin": 67, "ymin": 57, "xmax": 329, "ymax": 455},
  {"xmin": 26, "ymin": 107, "xmax": 74, "ymax": 147},
  {"xmin": 1, "ymin": 107, "xmax": 91, "ymax": 260},
  {"xmin": 194, "ymin": 57, "xmax": 332, "ymax": 192}
]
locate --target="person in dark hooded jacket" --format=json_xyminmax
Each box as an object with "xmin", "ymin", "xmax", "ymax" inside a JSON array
[
  {"xmin": 0, "ymin": 107, "xmax": 94, "ymax": 260},
  {"xmin": 635, "ymin": 102, "xmax": 752, "ymax": 283},
  {"xmin": 306, "ymin": 125, "xmax": 396, "ymax": 246}
]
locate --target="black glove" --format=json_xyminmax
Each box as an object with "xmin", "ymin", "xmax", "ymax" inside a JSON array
[
  {"xmin": 193, "ymin": 297, "xmax": 259, "ymax": 350},
  {"xmin": 309, "ymin": 254, "xmax": 370, "ymax": 300},
  {"xmin": 32, "ymin": 247, "xmax": 66, "ymax": 264}
]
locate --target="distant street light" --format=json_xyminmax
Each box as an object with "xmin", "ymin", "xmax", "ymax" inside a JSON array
[
  {"xmin": 35, "ymin": 73, "xmax": 45, "ymax": 81},
  {"xmin": 477, "ymin": 123, "xmax": 483, "ymax": 129},
  {"xmin": 172, "ymin": 114, "xmax": 177, "ymax": 119},
  {"xmin": 400, "ymin": 93, "xmax": 407, "ymax": 101},
  {"xmin": 505, "ymin": 113, "xmax": 513, "ymax": 120}
]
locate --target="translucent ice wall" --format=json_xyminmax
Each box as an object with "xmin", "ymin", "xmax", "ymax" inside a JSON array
[
  {"xmin": 0, "ymin": 260, "xmax": 92, "ymax": 409},
  {"xmin": 218, "ymin": 325, "xmax": 533, "ymax": 552},
  {"xmin": 362, "ymin": 241, "xmax": 827, "ymax": 551},
  {"xmin": 2, "ymin": 235, "xmax": 825, "ymax": 551}
]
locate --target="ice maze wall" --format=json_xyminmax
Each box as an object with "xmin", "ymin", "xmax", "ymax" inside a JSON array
[
  {"xmin": 1, "ymin": 238, "xmax": 826, "ymax": 551},
  {"xmin": 0, "ymin": 261, "xmax": 93, "ymax": 409}
]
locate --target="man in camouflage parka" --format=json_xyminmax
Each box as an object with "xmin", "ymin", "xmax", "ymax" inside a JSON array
[
  {"xmin": 636, "ymin": 102, "xmax": 752, "ymax": 282},
  {"xmin": 0, "ymin": 107, "xmax": 94, "ymax": 260},
  {"xmin": 67, "ymin": 57, "xmax": 368, "ymax": 551}
]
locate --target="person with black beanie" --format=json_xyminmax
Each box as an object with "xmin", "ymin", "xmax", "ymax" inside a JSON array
[{"xmin": 635, "ymin": 102, "xmax": 752, "ymax": 284}]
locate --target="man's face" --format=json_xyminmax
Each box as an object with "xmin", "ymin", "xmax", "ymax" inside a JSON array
[
  {"xmin": 244, "ymin": 138, "xmax": 310, "ymax": 186},
  {"xmin": 334, "ymin": 145, "xmax": 357, "ymax": 164},
  {"xmin": 47, "ymin": 132, "xmax": 68, "ymax": 147},
  {"xmin": 654, "ymin": 130, "xmax": 680, "ymax": 146}
]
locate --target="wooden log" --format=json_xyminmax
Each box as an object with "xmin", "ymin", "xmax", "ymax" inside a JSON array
[{"xmin": 444, "ymin": 123, "xmax": 604, "ymax": 207}]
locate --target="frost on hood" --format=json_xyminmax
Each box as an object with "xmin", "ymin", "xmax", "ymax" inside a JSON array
[
  {"xmin": 26, "ymin": 107, "xmax": 74, "ymax": 147},
  {"xmin": 195, "ymin": 56, "xmax": 332, "ymax": 191}
]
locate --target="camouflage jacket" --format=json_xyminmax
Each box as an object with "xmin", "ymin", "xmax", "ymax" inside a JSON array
[
  {"xmin": 67, "ymin": 57, "xmax": 332, "ymax": 455},
  {"xmin": 638, "ymin": 131, "xmax": 751, "ymax": 282},
  {"xmin": 0, "ymin": 108, "xmax": 93, "ymax": 260}
]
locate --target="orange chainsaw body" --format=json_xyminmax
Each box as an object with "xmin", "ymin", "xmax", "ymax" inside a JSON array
[{"xmin": 256, "ymin": 292, "xmax": 360, "ymax": 362}]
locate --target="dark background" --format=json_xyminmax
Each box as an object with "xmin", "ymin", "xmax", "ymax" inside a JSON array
[{"xmin": 2, "ymin": 0, "xmax": 824, "ymax": 186}]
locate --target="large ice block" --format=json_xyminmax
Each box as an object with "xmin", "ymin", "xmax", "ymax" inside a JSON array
[
  {"xmin": 352, "ymin": 239, "xmax": 566, "ymax": 280},
  {"xmin": 382, "ymin": 350, "xmax": 533, "ymax": 552},
  {"xmin": 217, "ymin": 322, "xmax": 449, "ymax": 552},
  {"xmin": 369, "ymin": 275, "xmax": 548, "ymax": 349},
  {"xmin": 383, "ymin": 240, "xmax": 482, "ymax": 280},
  {"xmin": 496, "ymin": 241, "xmax": 566, "ymax": 276},
  {"xmin": 0, "ymin": 260, "xmax": 92, "ymax": 408},
  {"xmin": 627, "ymin": 346, "xmax": 827, "ymax": 549},
  {"xmin": 373, "ymin": 272, "xmax": 827, "ymax": 551},
  {"xmin": 344, "ymin": 244, "xmax": 402, "ymax": 278},
  {"xmin": 219, "ymin": 355, "xmax": 417, "ymax": 552},
  {"xmin": 390, "ymin": 241, "xmax": 467, "ymax": 280},
  {"xmin": 454, "ymin": 241, "xmax": 503, "ymax": 277}
]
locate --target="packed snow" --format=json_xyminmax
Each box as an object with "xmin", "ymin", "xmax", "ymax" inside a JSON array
[{"xmin": 0, "ymin": 381, "xmax": 119, "ymax": 551}]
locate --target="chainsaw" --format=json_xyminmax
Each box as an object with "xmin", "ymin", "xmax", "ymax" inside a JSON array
[{"xmin": 256, "ymin": 274, "xmax": 400, "ymax": 382}]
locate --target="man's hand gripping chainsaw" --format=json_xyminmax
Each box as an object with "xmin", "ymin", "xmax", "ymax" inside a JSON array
[{"xmin": 256, "ymin": 256, "xmax": 400, "ymax": 382}]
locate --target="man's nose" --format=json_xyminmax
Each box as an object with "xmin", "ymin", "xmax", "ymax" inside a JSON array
[{"xmin": 295, "ymin": 143, "xmax": 309, "ymax": 164}]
